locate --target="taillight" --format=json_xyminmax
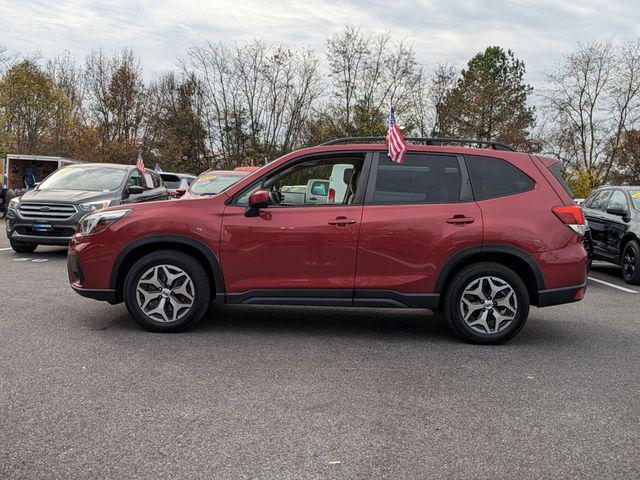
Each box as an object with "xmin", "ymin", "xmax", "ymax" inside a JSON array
[
  {"xmin": 552, "ymin": 205, "xmax": 586, "ymax": 236},
  {"xmin": 328, "ymin": 188, "xmax": 335, "ymax": 203}
]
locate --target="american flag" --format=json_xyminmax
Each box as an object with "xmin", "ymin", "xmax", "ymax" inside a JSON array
[
  {"xmin": 386, "ymin": 106, "xmax": 408, "ymax": 164},
  {"xmin": 136, "ymin": 150, "xmax": 145, "ymax": 174}
]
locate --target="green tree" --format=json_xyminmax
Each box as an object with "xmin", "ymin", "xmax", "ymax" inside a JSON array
[
  {"xmin": 435, "ymin": 47, "xmax": 535, "ymax": 149},
  {"xmin": 0, "ymin": 60, "xmax": 69, "ymax": 154}
]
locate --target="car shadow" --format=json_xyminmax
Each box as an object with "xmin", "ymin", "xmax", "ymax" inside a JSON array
[
  {"xmin": 590, "ymin": 262, "xmax": 622, "ymax": 279},
  {"xmin": 101, "ymin": 304, "xmax": 457, "ymax": 343},
  {"xmin": 105, "ymin": 304, "xmax": 580, "ymax": 347},
  {"xmin": 201, "ymin": 305, "xmax": 457, "ymax": 341}
]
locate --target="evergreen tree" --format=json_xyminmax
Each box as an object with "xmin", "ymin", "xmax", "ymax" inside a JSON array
[{"xmin": 435, "ymin": 47, "xmax": 535, "ymax": 149}]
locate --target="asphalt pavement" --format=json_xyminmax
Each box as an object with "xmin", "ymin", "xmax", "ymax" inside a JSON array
[{"xmin": 0, "ymin": 221, "xmax": 638, "ymax": 479}]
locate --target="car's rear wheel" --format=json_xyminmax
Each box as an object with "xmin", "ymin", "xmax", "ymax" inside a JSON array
[
  {"xmin": 10, "ymin": 239, "xmax": 37, "ymax": 254},
  {"xmin": 124, "ymin": 250, "xmax": 210, "ymax": 332},
  {"xmin": 621, "ymin": 240, "xmax": 640, "ymax": 285},
  {"xmin": 444, "ymin": 262, "xmax": 530, "ymax": 344}
]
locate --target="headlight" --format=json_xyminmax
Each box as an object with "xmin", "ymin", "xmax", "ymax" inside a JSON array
[
  {"xmin": 78, "ymin": 209, "xmax": 130, "ymax": 235},
  {"xmin": 79, "ymin": 200, "xmax": 111, "ymax": 212},
  {"xmin": 8, "ymin": 198, "xmax": 20, "ymax": 210}
]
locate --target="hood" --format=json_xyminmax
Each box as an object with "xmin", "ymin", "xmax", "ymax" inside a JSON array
[{"xmin": 20, "ymin": 189, "xmax": 116, "ymax": 204}]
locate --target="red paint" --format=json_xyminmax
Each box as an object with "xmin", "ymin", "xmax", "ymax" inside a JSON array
[
  {"xmin": 68, "ymin": 143, "xmax": 588, "ymax": 306},
  {"xmin": 220, "ymin": 204, "xmax": 362, "ymax": 291},
  {"xmin": 355, "ymin": 202, "xmax": 482, "ymax": 292}
]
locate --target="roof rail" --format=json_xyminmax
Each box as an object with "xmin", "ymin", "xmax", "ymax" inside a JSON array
[{"xmin": 320, "ymin": 136, "xmax": 516, "ymax": 152}]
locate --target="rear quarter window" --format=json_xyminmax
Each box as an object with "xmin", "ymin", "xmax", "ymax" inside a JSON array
[
  {"xmin": 465, "ymin": 155, "xmax": 534, "ymax": 201},
  {"xmin": 547, "ymin": 161, "xmax": 573, "ymax": 197}
]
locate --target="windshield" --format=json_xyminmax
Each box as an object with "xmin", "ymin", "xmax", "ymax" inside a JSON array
[
  {"xmin": 39, "ymin": 167, "xmax": 127, "ymax": 191},
  {"xmin": 189, "ymin": 173, "xmax": 246, "ymax": 196},
  {"xmin": 630, "ymin": 190, "xmax": 640, "ymax": 210}
]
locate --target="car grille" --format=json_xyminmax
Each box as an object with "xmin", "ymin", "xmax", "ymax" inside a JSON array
[{"xmin": 18, "ymin": 202, "xmax": 77, "ymax": 220}]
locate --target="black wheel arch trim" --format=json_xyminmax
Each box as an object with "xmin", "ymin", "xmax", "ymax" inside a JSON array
[
  {"xmin": 109, "ymin": 234, "xmax": 225, "ymax": 301},
  {"xmin": 434, "ymin": 244, "xmax": 545, "ymax": 293}
]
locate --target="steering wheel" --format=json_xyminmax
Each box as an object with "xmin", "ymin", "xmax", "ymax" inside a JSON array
[{"xmin": 268, "ymin": 190, "xmax": 282, "ymax": 206}]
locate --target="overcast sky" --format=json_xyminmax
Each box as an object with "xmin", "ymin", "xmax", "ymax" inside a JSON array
[{"xmin": 1, "ymin": 0, "xmax": 639, "ymax": 87}]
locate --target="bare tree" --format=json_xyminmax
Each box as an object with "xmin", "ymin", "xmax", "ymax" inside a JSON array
[
  {"xmin": 0, "ymin": 44, "xmax": 20, "ymax": 76},
  {"xmin": 45, "ymin": 51, "xmax": 85, "ymax": 155},
  {"xmin": 187, "ymin": 40, "xmax": 321, "ymax": 167},
  {"xmin": 409, "ymin": 63, "xmax": 457, "ymax": 137},
  {"xmin": 326, "ymin": 27, "xmax": 421, "ymax": 135},
  {"xmin": 541, "ymin": 39, "xmax": 640, "ymax": 187}
]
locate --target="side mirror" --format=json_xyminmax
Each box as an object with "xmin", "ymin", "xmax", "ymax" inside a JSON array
[
  {"xmin": 175, "ymin": 188, "xmax": 187, "ymax": 198},
  {"xmin": 607, "ymin": 206, "xmax": 628, "ymax": 218},
  {"xmin": 245, "ymin": 190, "xmax": 270, "ymax": 217},
  {"xmin": 125, "ymin": 185, "xmax": 144, "ymax": 197}
]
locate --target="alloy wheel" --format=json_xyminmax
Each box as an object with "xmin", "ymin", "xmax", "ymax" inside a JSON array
[
  {"xmin": 623, "ymin": 248, "xmax": 636, "ymax": 280},
  {"xmin": 135, "ymin": 264, "xmax": 195, "ymax": 322},
  {"xmin": 459, "ymin": 276, "xmax": 518, "ymax": 334}
]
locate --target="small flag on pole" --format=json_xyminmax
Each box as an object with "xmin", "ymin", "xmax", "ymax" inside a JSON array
[
  {"xmin": 136, "ymin": 150, "xmax": 145, "ymax": 174},
  {"xmin": 154, "ymin": 163, "xmax": 162, "ymax": 173},
  {"xmin": 386, "ymin": 106, "xmax": 408, "ymax": 164}
]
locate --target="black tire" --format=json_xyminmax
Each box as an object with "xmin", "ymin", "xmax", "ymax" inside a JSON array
[
  {"xmin": 444, "ymin": 262, "xmax": 530, "ymax": 344},
  {"xmin": 10, "ymin": 239, "xmax": 38, "ymax": 254},
  {"xmin": 123, "ymin": 249, "xmax": 211, "ymax": 332},
  {"xmin": 621, "ymin": 240, "xmax": 640, "ymax": 285}
]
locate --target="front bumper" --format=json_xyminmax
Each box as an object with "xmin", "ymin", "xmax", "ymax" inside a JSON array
[
  {"xmin": 6, "ymin": 208, "xmax": 82, "ymax": 245},
  {"xmin": 68, "ymin": 228, "xmax": 124, "ymax": 302}
]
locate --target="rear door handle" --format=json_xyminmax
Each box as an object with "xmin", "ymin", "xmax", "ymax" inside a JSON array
[
  {"xmin": 328, "ymin": 217, "xmax": 356, "ymax": 226},
  {"xmin": 446, "ymin": 215, "xmax": 475, "ymax": 225}
]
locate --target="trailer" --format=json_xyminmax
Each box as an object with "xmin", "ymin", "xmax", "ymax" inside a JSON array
[{"xmin": 2, "ymin": 154, "xmax": 81, "ymax": 191}]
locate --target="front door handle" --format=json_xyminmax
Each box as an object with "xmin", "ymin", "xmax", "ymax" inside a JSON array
[
  {"xmin": 446, "ymin": 215, "xmax": 475, "ymax": 225},
  {"xmin": 328, "ymin": 217, "xmax": 356, "ymax": 226}
]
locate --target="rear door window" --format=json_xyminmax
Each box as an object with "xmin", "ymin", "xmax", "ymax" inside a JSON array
[
  {"xmin": 370, "ymin": 153, "xmax": 461, "ymax": 204},
  {"xmin": 465, "ymin": 155, "xmax": 534, "ymax": 200},
  {"xmin": 143, "ymin": 172, "xmax": 162, "ymax": 189}
]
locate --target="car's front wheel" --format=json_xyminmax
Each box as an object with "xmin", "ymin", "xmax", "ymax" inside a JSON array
[
  {"xmin": 123, "ymin": 250, "xmax": 211, "ymax": 332},
  {"xmin": 444, "ymin": 262, "xmax": 530, "ymax": 344},
  {"xmin": 10, "ymin": 239, "xmax": 38, "ymax": 254},
  {"xmin": 622, "ymin": 240, "xmax": 640, "ymax": 285}
]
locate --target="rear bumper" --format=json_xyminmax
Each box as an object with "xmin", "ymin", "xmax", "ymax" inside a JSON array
[
  {"xmin": 70, "ymin": 284, "xmax": 118, "ymax": 303},
  {"xmin": 536, "ymin": 281, "xmax": 587, "ymax": 307}
]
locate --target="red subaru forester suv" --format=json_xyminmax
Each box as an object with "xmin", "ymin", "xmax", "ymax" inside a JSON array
[{"xmin": 68, "ymin": 138, "xmax": 588, "ymax": 344}]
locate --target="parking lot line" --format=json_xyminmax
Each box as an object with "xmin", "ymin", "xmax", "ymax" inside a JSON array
[
  {"xmin": 0, "ymin": 247, "xmax": 13, "ymax": 251},
  {"xmin": 588, "ymin": 276, "xmax": 639, "ymax": 294}
]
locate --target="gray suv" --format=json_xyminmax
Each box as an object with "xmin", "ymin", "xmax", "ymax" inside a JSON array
[{"xmin": 6, "ymin": 163, "xmax": 169, "ymax": 253}]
